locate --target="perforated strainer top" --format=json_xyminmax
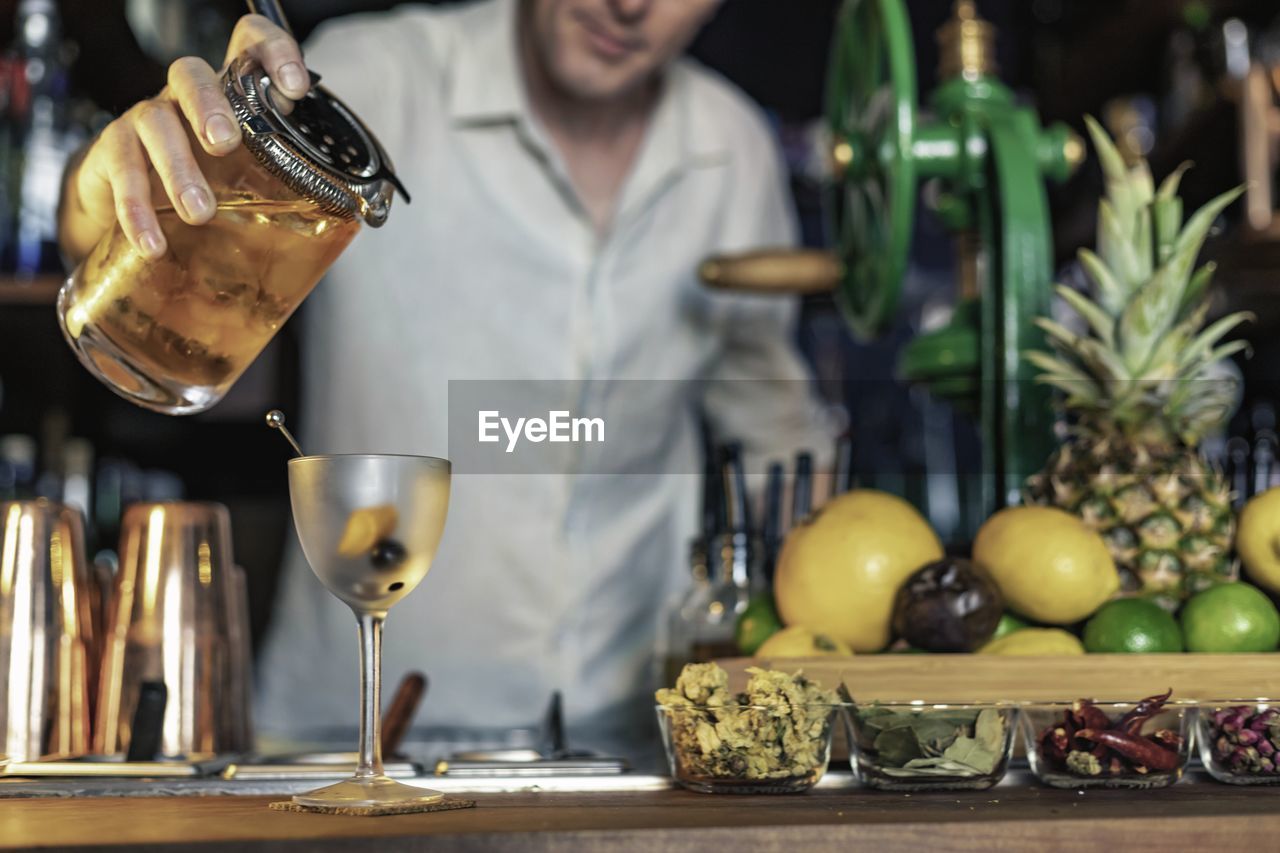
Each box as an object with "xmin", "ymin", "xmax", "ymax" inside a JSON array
[{"xmin": 223, "ymin": 56, "xmax": 409, "ymax": 227}]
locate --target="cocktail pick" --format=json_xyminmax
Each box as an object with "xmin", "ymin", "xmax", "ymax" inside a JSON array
[{"xmin": 265, "ymin": 410, "xmax": 305, "ymax": 458}]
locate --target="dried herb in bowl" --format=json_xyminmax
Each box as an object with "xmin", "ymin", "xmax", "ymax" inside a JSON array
[
  {"xmin": 853, "ymin": 705, "xmax": 1008, "ymax": 778},
  {"xmin": 1205, "ymin": 705, "xmax": 1280, "ymax": 777},
  {"xmin": 655, "ymin": 663, "xmax": 838, "ymax": 791}
]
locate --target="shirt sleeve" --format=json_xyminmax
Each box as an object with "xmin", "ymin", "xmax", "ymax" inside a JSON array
[{"xmin": 701, "ymin": 120, "xmax": 837, "ymax": 475}]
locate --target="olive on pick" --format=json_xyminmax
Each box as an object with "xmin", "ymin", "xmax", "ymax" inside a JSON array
[
  {"xmin": 890, "ymin": 557, "xmax": 1003, "ymax": 652},
  {"xmin": 370, "ymin": 538, "xmax": 408, "ymax": 570}
]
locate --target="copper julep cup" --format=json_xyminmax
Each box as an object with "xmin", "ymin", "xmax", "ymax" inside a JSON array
[
  {"xmin": 0, "ymin": 500, "xmax": 100, "ymax": 761},
  {"xmin": 95, "ymin": 502, "xmax": 253, "ymax": 758}
]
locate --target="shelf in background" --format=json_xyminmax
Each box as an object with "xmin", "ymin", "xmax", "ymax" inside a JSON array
[
  {"xmin": 719, "ymin": 653, "xmax": 1280, "ymax": 702},
  {"xmin": 0, "ymin": 275, "xmax": 63, "ymax": 306}
]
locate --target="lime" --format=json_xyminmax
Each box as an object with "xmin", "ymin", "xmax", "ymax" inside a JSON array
[
  {"xmin": 735, "ymin": 593, "xmax": 783, "ymax": 655},
  {"xmin": 977, "ymin": 627, "xmax": 1085, "ymax": 656},
  {"xmin": 1083, "ymin": 599, "xmax": 1183, "ymax": 653},
  {"xmin": 990, "ymin": 612, "xmax": 1031, "ymax": 641},
  {"xmin": 1181, "ymin": 582, "xmax": 1280, "ymax": 653}
]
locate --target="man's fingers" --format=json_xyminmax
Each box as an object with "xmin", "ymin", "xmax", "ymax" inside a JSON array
[
  {"xmin": 92, "ymin": 123, "xmax": 165, "ymax": 258},
  {"xmin": 227, "ymin": 14, "xmax": 308, "ymax": 100},
  {"xmin": 168, "ymin": 56, "xmax": 240, "ymax": 155},
  {"xmin": 130, "ymin": 100, "xmax": 215, "ymax": 226}
]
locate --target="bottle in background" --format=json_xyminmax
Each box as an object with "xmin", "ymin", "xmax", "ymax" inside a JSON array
[
  {"xmin": 0, "ymin": 54, "xmax": 16, "ymax": 268},
  {"xmin": 9, "ymin": 0, "xmax": 82, "ymax": 277},
  {"xmin": 0, "ymin": 434, "xmax": 37, "ymax": 499},
  {"xmin": 660, "ymin": 446, "xmax": 721, "ymax": 685},
  {"xmin": 684, "ymin": 443, "xmax": 759, "ymax": 665}
]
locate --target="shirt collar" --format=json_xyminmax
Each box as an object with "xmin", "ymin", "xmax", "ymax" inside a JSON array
[
  {"xmin": 448, "ymin": 0, "xmax": 525, "ymax": 124},
  {"xmin": 446, "ymin": 0, "xmax": 732, "ymax": 167}
]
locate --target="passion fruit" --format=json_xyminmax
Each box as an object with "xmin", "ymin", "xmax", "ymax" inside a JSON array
[{"xmin": 890, "ymin": 557, "xmax": 1003, "ymax": 652}]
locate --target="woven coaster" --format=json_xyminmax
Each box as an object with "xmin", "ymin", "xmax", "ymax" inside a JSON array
[{"xmin": 269, "ymin": 797, "xmax": 476, "ymax": 817}]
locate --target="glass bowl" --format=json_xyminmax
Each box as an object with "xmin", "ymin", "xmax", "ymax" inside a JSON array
[
  {"xmin": 1021, "ymin": 698, "xmax": 1193, "ymax": 789},
  {"xmin": 844, "ymin": 701, "xmax": 1017, "ymax": 791},
  {"xmin": 655, "ymin": 703, "xmax": 841, "ymax": 794},
  {"xmin": 1195, "ymin": 701, "xmax": 1280, "ymax": 785}
]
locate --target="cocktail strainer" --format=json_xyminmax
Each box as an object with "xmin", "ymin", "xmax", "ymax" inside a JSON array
[{"xmin": 229, "ymin": 0, "xmax": 409, "ymax": 226}]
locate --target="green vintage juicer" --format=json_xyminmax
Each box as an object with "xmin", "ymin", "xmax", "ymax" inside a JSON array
[{"xmin": 701, "ymin": 0, "xmax": 1085, "ymax": 514}]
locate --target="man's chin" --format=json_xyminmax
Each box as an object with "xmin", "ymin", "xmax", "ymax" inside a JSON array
[{"xmin": 550, "ymin": 61, "xmax": 653, "ymax": 103}]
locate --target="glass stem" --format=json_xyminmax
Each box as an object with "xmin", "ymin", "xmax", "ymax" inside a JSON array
[{"xmin": 355, "ymin": 612, "xmax": 385, "ymax": 779}]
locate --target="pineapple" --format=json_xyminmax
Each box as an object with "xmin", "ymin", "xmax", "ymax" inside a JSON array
[{"xmin": 1024, "ymin": 117, "xmax": 1249, "ymax": 605}]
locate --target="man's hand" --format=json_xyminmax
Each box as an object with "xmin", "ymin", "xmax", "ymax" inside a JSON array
[{"xmin": 59, "ymin": 14, "xmax": 309, "ymax": 263}]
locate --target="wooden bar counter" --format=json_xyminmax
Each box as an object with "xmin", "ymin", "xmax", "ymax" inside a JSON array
[{"xmin": 3, "ymin": 777, "xmax": 1279, "ymax": 851}]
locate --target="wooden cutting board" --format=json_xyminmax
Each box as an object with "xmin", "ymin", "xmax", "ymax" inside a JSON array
[{"xmin": 716, "ymin": 654, "xmax": 1280, "ymax": 702}]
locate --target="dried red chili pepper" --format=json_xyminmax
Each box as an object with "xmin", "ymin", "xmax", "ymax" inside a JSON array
[
  {"xmin": 1041, "ymin": 725, "xmax": 1071, "ymax": 763},
  {"xmin": 1116, "ymin": 689, "xmax": 1172, "ymax": 735},
  {"xmin": 1074, "ymin": 728, "xmax": 1179, "ymax": 771},
  {"xmin": 1070, "ymin": 699, "xmax": 1111, "ymax": 733}
]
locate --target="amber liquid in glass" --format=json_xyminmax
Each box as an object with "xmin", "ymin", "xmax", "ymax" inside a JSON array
[{"xmin": 59, "ymin": 196, "xmax": 359, "ymax": 413}]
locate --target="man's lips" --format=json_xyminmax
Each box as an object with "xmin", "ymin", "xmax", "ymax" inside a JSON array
[{"xmin": 573, "ymin": 10, "xmax": 643, "ymax": 60}]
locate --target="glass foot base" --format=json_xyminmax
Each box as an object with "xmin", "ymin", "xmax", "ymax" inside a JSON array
[
  {"xmin": 292, "ymin": 775, "xmax": 444, "ymax": 809},
  {"xmin": 56, "ymin": 278, "xmax": 221, "ymax": 415}
]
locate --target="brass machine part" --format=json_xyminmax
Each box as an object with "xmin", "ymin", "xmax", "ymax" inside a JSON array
[
  {"xmin": 1063, "ymin": 131, "xmax": 1086, "ymax": 172},
  {"xmin": 955, "ymin": 230, "xmax": 983, "ymax": 301},
  {"xmin": 936, "ymin": 0, "xmax": 997, "ymax": 82},
  {"xmin": 831, "ymin": 136, "xmax": 855, "ymax": 182},
  {"xmin": 698, "ymin": 249, "xmax": 843, "ymax": 294},
  {"xmin": 1241, "ymin": 62, "xmax": 1280, "ymax": 235}
]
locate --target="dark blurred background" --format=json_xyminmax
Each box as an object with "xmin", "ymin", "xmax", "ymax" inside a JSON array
[{"xmin": 2, "ymin": 0, "xmax": 1280, "ymax": 646}]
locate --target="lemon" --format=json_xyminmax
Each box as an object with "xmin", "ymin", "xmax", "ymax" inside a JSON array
[
  {"xmin": 755, "ymin": 625, "xmax": 853, "ymax": 658},
  {"xmin": 774, "ymin": 490, "xmax": 943, "ymax": 652},
  {"xmin": 977, "ymin": 627, "xmax": 1085, "ymax": 656},
  {"xmin": 336, "ymin": 504, "xmax": 399, "ymax": 557},
  {"xmin": 1181, "ymin": 582, "xmax": 1280, "ymax": 653},
  {"xmin": 1238, "ymin": 487, "xmax": 1280, "ymax": 596},
  {"xmin": 1082, "ymin": 598, "xmax": 1183, "ymax": 653},
  {"xmin": 972, "ymin": 506, "xmax": 1119, "ymax": 625}
]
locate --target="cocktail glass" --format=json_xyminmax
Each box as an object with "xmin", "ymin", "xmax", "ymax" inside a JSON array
[{"xmin": 287, "ymin": 453, "xmax": 451, "ymax": 808}]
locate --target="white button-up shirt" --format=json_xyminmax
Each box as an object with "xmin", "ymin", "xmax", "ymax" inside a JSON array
[{"xmin": 256, "ymin": 0, "xmax": 832, "ymax": 741}]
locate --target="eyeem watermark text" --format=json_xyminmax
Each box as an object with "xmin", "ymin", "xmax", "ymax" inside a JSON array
[{"xmin": 478, "ymin": 410, "xmax": 605, "ymax": 453}]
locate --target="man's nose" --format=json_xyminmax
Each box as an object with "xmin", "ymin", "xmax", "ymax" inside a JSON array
[{"xmin": 608, "ymin": 0, "xmax": 652, "ymax": 23}]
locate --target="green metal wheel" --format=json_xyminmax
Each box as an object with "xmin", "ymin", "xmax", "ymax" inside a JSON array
[{"xmin": 825, "ymin": 0, "xmax": 918, "ymax": 340}]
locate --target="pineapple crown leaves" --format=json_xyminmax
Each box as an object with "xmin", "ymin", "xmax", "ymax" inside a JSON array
[{"xmin": 1026, "ymin": 116, "xmax": 1252, "ymax": 445}]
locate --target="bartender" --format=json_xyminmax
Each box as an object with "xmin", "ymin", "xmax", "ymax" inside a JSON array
[{"xmin": 58, "ymin": 0, "xmax": 832, "ymax": 745}]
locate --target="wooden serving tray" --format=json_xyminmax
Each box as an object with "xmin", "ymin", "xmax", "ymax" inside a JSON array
[{"xmin": 717, "ymin": 654, "xmax": 1280, "ymax": 702}]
